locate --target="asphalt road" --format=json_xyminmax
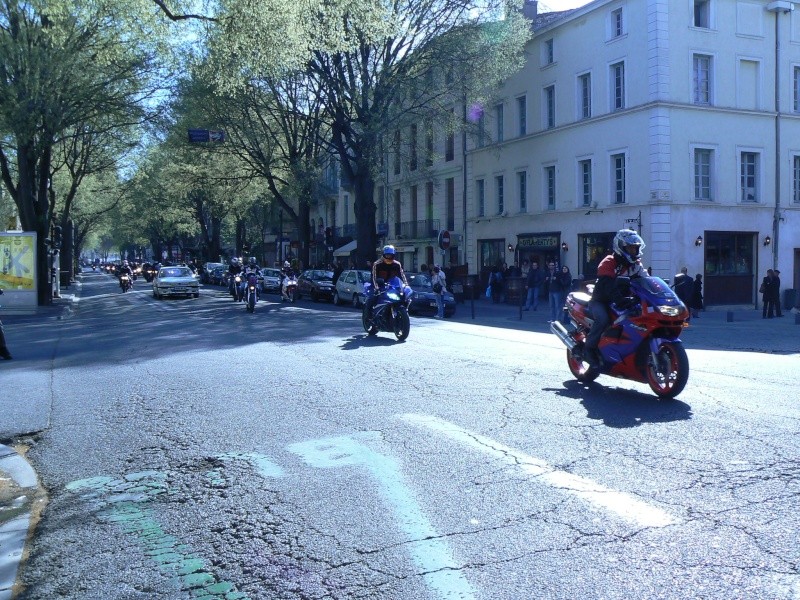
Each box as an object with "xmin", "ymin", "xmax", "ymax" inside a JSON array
[{"xmin": 11, "ymin": 272, "xmax": 800, "ymax": 599}]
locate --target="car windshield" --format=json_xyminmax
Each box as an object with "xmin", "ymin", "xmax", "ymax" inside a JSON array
[
  {"xmin": 407, "ymin": 273, "xmax": 432, "ymax": 289},
  {"xmin": 161, "ymin": 268, "xmax": 191, "ymax": 278},
  {"xmin": 358, "ymin": 271, "xmax": 371, "ymax": 283},
  {"xmin": 311, "ymin": 270, "xmax": 334, "ymax": 281}
]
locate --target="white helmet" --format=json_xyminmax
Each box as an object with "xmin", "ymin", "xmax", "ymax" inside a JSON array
[
  {"xmin": 612, "ymin": 229, "xmax": 645, "ymax": 264},
  {"xmin": 284, "ymin": 261, "xmax": 290, "ymax": 268}
]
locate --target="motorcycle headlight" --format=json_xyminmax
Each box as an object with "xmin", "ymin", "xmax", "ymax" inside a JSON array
[
  {"xmin": 658, "ymin": 305, "xmax": 682, "ymax": 316},
  {"xmin": 386, "ymin": 292, "xmax": 400, "ymax": 301}
]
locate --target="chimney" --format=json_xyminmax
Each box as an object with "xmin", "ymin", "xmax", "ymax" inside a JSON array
[{"xmin": 523, "ymin": 0, "xmax": 538, "ymax": 20}]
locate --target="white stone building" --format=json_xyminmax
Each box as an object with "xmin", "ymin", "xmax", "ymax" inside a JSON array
[{"xmin": 321, "ymin": 0, "xmax": 800, "ymax": 306}]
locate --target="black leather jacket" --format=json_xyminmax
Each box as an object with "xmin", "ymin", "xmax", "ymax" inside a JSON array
[{"xmin": 372, "ymin": 259, "xmax": 407, "ymax": 288}]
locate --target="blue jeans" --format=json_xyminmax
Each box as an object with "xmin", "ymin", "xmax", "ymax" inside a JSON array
[
  {"xmin": 549, "ymin": 292, "xmax": 563, "ymax": 322},
  {"xmin": 435, "ymin": 293, "xmax": 444, "ymax": 318},
  {"xmin": 524, "ymin": 286, "xmax": 540, "ymax": 310}
]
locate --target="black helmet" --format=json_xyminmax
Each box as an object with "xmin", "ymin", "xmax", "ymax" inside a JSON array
[{"xmin": 248, "ymin": 257, "xmax": 256, "ymax": 266}]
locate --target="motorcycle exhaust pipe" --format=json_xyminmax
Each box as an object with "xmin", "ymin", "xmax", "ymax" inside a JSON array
[{"xmin": 549, "ymin": 320, "xmax": 576, "ymax": 350}]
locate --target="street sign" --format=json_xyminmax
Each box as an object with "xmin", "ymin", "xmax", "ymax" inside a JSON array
[
  {"xmin": 187, "ymin": 129, "xmax": 226, "ymax": 143},
  {"xmin": 438, "ymin": 230, "xmax": 451, "ymax": 250}
]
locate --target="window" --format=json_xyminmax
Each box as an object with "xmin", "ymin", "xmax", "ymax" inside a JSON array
[
  {"xmin": 579, "ymin": 233, "xmax": 615, "ymax": 279},
  {"xmin": 694, "ymin": 149, "xmax": 713, "ymax": 201},
  {"xmin": 393, "ymin": 189, "xmax": 401, "ymax": 236},
  {"xmin": 545, "ymin": 165, "xmax": 556, "ymax": 209},
  {"xmin": 693, "ymin": 54, "xmax": 712, "ymax": 105},
  {"xmin": 495, "ymin": 103, "xmax": 504, "ymax": 142},
  {"xmin": 518, "ymin": 171, "xmax": 527, "ymax": 211},
  {"xmin": 611, "ymin": 8, "xmax": 623, "ymax": 38},
  {"xmin": 544, "ymin": 38, "xmax": 554, "ymax": 65},
  {"xmin": 610, "ymin": 62, "xmax": 625, "ymax": 110},
  {"xmin": 344, "ymin": 194, "xmax": 349, "ymax": 226},
  {"xmin": 579, "ymin": 73, "xmax": 592, "ymax": 119},
  {"xmin": 393, "ymin": 130, "xmax": 401, "ymax": 175},
  {"xmin": 579, "ymin": 159, "xmax": 592, "ymax": 206},
  {"xmin": 409, "ymin": 124, "xmax": 418, "ymax": 171},
  {"xmin": 792, "ymin": 156, "xmax": 800, "ymax": 204},
  {"xmin": 517, "ymin": 96, "xmax": 527, "ymax": 136},
  {"xmin": 477, "ymin": 112, "xmax": 486, "ymax": 148},
  {"xmin": 445, "ymin": 119, "xmax": 455, "ymax": 162},
  {"xmin": 496, "ymin": 175, "xmax": 505, "ymax": 214},
  {"xmin": 611, "ymin": 153, "xmax": 626, "ymax": 204},
  {"xmin": 544, "ymin": 85, "xmax": 555, "ymax": 128},
  {"xmin": 740, "ymin": 152, "xmax": 759, "ymax": 202},
  {"xmin": 426, "ymin": 181, "xmax": 434, "ymax": 220},
  {"xmin": 476, "ymin": 179, "xmax": 485, "ymax": 217},
  {"xmin": 694, "ymin": 0, "xmax": 710, "ymax": 28},
  {"xmin": 446, "ymin": 178, "xmax": 455, "ymax": 230},
  {"xmin": 425, "ymin": 121, "xmax": 434, "ymax": 167},
  {"xmin": 795, "ymin": 67, "xmax": 800, "ymax": 113}
]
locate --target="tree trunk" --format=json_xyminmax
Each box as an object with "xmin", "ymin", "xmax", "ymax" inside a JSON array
[{"xmin": 352, "ymin": 172, "xmax": 377, "ymax": 268}]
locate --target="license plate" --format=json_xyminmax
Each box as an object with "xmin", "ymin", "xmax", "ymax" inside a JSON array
[{"xmin": 173, "ymin": 288, "xmax": 187, "ymax": 293}]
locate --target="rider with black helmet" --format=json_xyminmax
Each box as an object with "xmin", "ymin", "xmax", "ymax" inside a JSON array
[{"xmin": 583, "ymin": 229, "xmax": 646, "ymax": 367}]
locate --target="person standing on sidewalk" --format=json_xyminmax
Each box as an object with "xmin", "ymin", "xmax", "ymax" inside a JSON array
[
  {"xmin": 557, "ymin": 265, "xmax": 573, "ymax": 324},
  {"xmin": 523, "ymin": 260, "xmax": 544, "ymax": 311},
  {"xmin": 761, "ymin": 269, "xmax": 777, "ymax": 318},
  {"xmin": 544, "ymin": 261, "xmax": 563, "ymax": 322},
  {"xmin": 774, "ymin": 270, "xmax": 783, "ymax": 317},
  {"xmin": 0, "ymin": 289, "xmax": 12, "ymax": 360},
  {"xmin": 430, "ymin": 265, "xmax": 447, "ymax": 319},
  {"xmin": 689, "ymin": 274, "xmax": 704, "ymax": 319}
]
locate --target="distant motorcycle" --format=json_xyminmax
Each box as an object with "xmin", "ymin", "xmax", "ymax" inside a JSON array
[
  {"xmin": 362, "ymin": 276, "xmax": 413, "ymax": 341},
  {"xmin": 92, "ymin": 265, "xmax": 96, "ymax": 272},
  {"xmin": 245, "ymin": 274, "xmax": 259, "ymax": 313},
  {"xmin": 119, "ymin": 274, "xmax": 132, "ymax": 293},
  {"xmin": 550, "ymin": 275, "xmax": 690, "ymax": 399},
  {"xmin": 229, "ymin": 274, "xmax": 243, "ymax": 302},
  {"xmin": 281, "ymin": 275, "xmax": 298, "ymax": 303}
]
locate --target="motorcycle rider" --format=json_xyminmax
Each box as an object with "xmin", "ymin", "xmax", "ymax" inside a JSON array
[
  {"xmin": 280, "ymin": 261, "xmax": 295, "ymax": 301},
  {"xmin": 227, "ymin": 257, "xmax": 243, "ymax": 299},
  {"xmin": 242, "ymin": 257, "xmax": 261, "ymax": 298},
  {"xmin": 364, "ymin": 245, "xmax": 408, "ymax": 322},
  {"xmin": 118, "ymin": 260, "xmax": 134, "ymax": 290},
  {"xmin": 583, "ymin": 229, "xmax": 646, "ymax": 367}
]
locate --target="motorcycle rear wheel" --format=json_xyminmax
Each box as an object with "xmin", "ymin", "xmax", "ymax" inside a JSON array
[
  {"xmin": 646, "ymin": 341, "xmax": 689, "ymax": 399},
  {"xmin": 362, "ymin": 305, "xmax": 378, "ymax": 336},
  {"xmin": 394, "ymin": 310, "xmax": 410, "ymax": 341},
  {"xmin": 567, "ymin": 349, "xmax": 599, "ymax": 382}
]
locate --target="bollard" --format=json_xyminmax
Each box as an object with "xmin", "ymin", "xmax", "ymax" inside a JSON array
[{"xmin": 726, "ymin": 311, "xmax": 734, "ymax": 322}]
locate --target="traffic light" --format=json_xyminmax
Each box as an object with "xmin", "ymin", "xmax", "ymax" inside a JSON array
[{"xmin": 324, "ymin": 227, "xmax": 333, "ymax": 247}]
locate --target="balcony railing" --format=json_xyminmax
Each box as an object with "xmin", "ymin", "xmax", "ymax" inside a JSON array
[{"xmin": 394, "ymin": 219, "xmax": 440, "ymax": 239}]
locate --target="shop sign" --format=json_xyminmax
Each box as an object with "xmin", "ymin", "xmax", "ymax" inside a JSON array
[{"xmin": 517, "ymin": 235, "xmax": 558, "ymax": 248}]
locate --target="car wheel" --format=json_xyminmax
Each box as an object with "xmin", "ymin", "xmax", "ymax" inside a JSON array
[
  {"xmin": 352, "ymin": 293, "xmax": 361, "ymax": 308},
  {"xmin": 333, "ymin": 291, "xmax": 342, "ymax": 306},
  {"xmin": 152, "ymin": 289, "xmax": 158, "ymax": 299},
  {"xmin": 311, "ymin": 290, "xmax": 319, "ymax": 302}
]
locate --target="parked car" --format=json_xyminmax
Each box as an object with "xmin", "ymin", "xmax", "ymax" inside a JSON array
[
  {"xmin": 202, "ymin": 262, "xmax": 224, "ymax": 284},
  {"xmin": 405, "ymin": 272, "xmax": 456, "ymax": 317},
  {"xmin": 260, "ymin": 267, "xmax": 282, "ymax": 293},
  {"xmin": 297, "ymin": 269, "xmax": 336, "ymax": 302},
  {"xmin": 334, "ymin": 269, "xmax": 371, "ymax": 307},
  {"xmin": 152, "ymin": 266, "xmax": 200, "ymax": 299},
  {"xmin": 209, "ymin": 265, "xmax": 227, "ymax": 286}
]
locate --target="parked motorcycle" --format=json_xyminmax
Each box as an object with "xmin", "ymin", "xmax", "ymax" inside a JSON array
[
  {"xmin": 550, "ymin": 275, "xmax": 690, "ymax": 399},
  {"xmin": 281, "ymin": 275, "xmax": 298, "ymax": 303},
  {"xmin": 362, "ymin": 276, "xmax": 413, "ymax": 341},
  {"xmin": 245, "ymin": 274, "xmax": 259, "ymax": 313},
  {"xmin": 229, "ymin": 274, "xmax": 244, "ymax": 302},
  {"xmin": 119, "ymin": 274, "xmax": 132, "ymax": 293}
]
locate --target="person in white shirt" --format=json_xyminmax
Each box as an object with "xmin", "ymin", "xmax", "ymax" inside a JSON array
[{"xmin": 430, "ymin": 265, "xmax": 447, "ymax": 319}]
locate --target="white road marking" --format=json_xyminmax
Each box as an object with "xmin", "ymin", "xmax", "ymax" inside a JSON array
[{"xmin": 400, "ymin": 414, "xmax": 679, "ymax": 529}]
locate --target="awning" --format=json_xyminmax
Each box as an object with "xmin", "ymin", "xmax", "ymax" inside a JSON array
[{"xmin": 333, "ymin": 240, "xmax": 357, "ymax": 257}]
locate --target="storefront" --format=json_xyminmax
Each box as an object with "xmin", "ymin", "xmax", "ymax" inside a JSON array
[
  {"xmin": 515, "ymin": 233, "xmax": 562, "ymax": 271},
  {"xmin": 577, "ymin": 232, "xmax": 614, "ymax": 280},
  {"xmin": 702, "ymin": 231, "xmax": 756, "ymax": 305}
]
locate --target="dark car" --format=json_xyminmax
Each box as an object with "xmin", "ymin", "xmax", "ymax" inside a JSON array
[
  {"xmin": 406, "ymin": 272, "xmax": 457, "ymax": 317},
  {"xmin": 297, "ymin": 269, "xmax": 336, "ymax": 302},
  {"xmin": 209, "ymin": 265, "xmax": 227, "ymax": 286}
]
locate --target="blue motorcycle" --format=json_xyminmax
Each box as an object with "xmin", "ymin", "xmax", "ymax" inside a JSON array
[{"xmin": 362, "ymin": 277, "xmax": 413, "ymax": 341}]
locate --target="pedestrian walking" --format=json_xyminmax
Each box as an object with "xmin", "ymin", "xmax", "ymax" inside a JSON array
[
  {"xmin": 523, "ymin": 260, "xmax": 544, "ymax": 311},
  {"xmin": 689, "ymin": 274, "xmax": 704, "ymax": 318},
  {"xmin": 671, "ymin": 266, "xmax": 693, "ymax": 321},
  {"xmin": 430, "ymin": 265, "xmax": 447, "ymax": 319},
  {"xmin": 544, "ymin": 261, "xmax": 563, "ymax": 322},
  {"xmin": 761, "ymin": 269, "xmax": 777, "ymax": 318},
  {"xmin": 557, "ymin": 265, "xmax": 573, "ymax": 324},
  {"xmin": 0, "ymin": 289, "xmax": 12, "ymax": 360}
]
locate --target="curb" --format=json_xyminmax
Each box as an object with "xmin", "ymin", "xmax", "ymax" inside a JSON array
[{"xmin": 0, "ymin": 445, "xmax": 38, "ymax": 600}]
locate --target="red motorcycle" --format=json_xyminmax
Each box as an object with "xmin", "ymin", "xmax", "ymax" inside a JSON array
[{"xmin": 550, "ymin": 276, "xmax": 690, "ymax": 399}]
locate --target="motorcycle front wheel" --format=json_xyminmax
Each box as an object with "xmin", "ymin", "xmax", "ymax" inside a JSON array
[
  {"xmin": 362, "ymin": 305, "xmax": 378, "ymax": 336},
  {"xmin": 247, "ymin": 293, "xmax": 255, "ymax": 313},
  {"xmin": 646, "ymin": 341, "xmax": 689, "ymax": 399},
  {"xmin": 393, "ymin": 309, "xmax": 410, "ymax": 341}
]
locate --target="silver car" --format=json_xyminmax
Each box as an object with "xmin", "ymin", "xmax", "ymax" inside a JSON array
[
  {"xmin": 333, "ymin": 269, "xmax": 371, "ymax": 307},
  {"xmin": 152, "ymin": 266, "xmax": 200, "ymax": 299},
  {"xmin": 260, "ymin": 268, "xmax": 282, "ymax": 293}
]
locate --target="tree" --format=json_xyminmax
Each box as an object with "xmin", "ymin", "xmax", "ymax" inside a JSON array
[
  {"xmin": 204, "ymin": 0, "xmax": 531, "ymax": 266},
  {"xmin": 0, "ymin": 0, "xmax": 175, "ymax": 303}
]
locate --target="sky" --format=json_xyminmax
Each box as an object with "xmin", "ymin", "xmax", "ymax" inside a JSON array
[{"xmin": 538, "ymin": 0, "xmax": 592, "ymax": 10}]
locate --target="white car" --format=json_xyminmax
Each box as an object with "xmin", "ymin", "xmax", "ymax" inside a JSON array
[
  {"xmin": 260, "ymin": 268, "xmax": 282, "ymax": 293},
  {"xmin": 333, "ymin": 269, "xmax": 371, "ymax": 307},
  {"xmin": 152, "ymin": 266, "xmax": 200, "ymax": 299}
]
